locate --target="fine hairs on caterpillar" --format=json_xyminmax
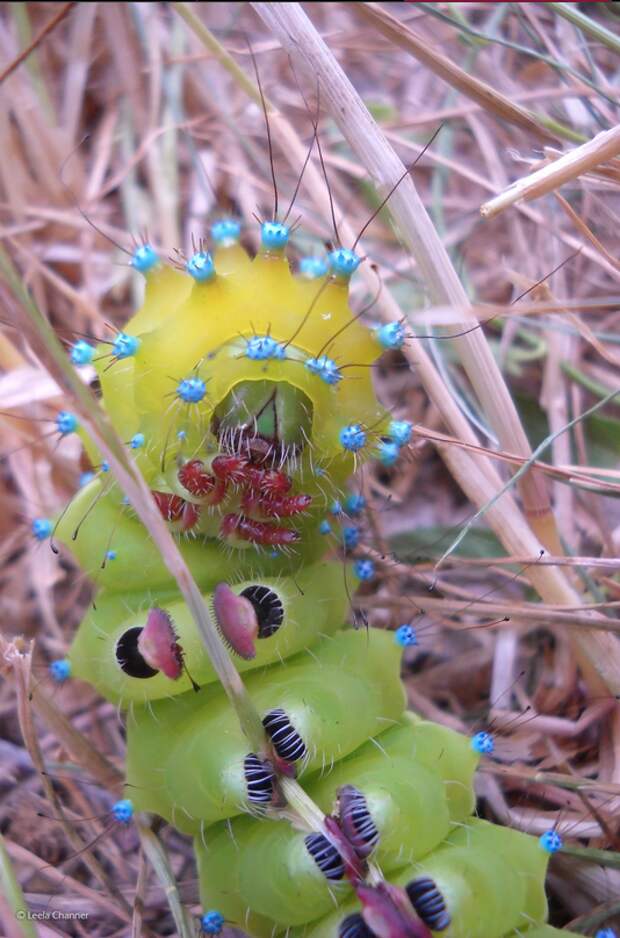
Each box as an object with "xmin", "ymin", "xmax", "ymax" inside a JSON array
[{"xmin": 4, "ymin": 7, "xmax": 618, "ymax": 938}]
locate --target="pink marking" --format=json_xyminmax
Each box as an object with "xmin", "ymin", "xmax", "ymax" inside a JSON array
[
  {"xmin": 356, "ymin": 883, "xmax": 432, "ymax": 938},
  {"xmin": 213, "ymin": 583, "xmax": 258, "ymax": 660},
  {"xmin": 137, "ymin": 608, "xmax": 184, "ymax": 680},
  {"xmin": 323, "ymin": 815, "xmax": 366, "ymax": 883}
]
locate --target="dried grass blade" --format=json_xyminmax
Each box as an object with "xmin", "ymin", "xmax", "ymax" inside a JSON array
[
  {"xmin": 0, "ymin": 833, "xmax": 37, "ymax": 938},
  {"xmin": 356, "ymin": 2, "xmax": 558, "ymax": 144},
  {"xmin": 481, "ymin": 125, "xmax": 620, "ymax": 218},
  {"xmin": 135, "ymin": 821, "xmax": 194, "ymax": 938}
]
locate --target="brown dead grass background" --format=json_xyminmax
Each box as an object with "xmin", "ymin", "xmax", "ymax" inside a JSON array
[{"xmin": 1, "ymin": 2, "xmax": 620, "ymax": 936}]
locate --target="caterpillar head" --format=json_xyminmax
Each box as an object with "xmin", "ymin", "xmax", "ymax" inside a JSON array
[{"xmin": 59, "ymin": 234, "xmax": 388, "ymax": 585}]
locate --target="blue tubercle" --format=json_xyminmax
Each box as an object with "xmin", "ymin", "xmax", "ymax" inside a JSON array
[
  {"xmin": 376, "ymin": 322, "xmax": 405, "ymax": 350},
  {"xmin": 49, "ymin": 658, "xmax": 71, "ymax": 683},
  {"xmin": 246, "ymin": 335, "xmax": 286, "ymax": 361},
  {"xmin": 471, "ymin": 731, "xmax": 495, "ymax": 755},
  {"xmin": 299, "ymin": 256, "xmax": 328, "ymax": 279},
  {"xmin": 305, "ymin": 354, "xmax": 342, "ymax": 385},
  {"xmin": 343, "ymin": 526, "xmax": 360, "ymax": 551},
  {"xmin": 345, "ymin": 493, "xmax": 366, "ymax": 516},
  {"xmin": 79, "ymin": 471, "xmax": 95, "ymax": 488},
  {"xmin": 539, "ymin": 830, "xmax": 563, "ymax": 854},
  {"xmin": 55, "ymin": 411, "xmax": 79, "ymax": 436},
  {"xmin": 112, "ymin": 799, "xmax": 134, "ymax": 825},
  {"xmin": 105, "ymin": 549, "xmax": 117, "ymax": 561},
  {"xmin": 131, "ymin": 244, "xmax": 159, "ymax": 273},
  {"xmin": 211, "ymin": 219, "xmax": 241, "ymax": 245},
  {"xmin": 100, "ymin": 461, "xmax": 110, "ymax": 473},
  {"xmin": 328, "ymin": 248, "xmax": 360, "ymax": 278},
  {"xmin": 261, "ymin": 221, "xmax": 289, "ymax": 250},
  {"xmin": 32, "ymin": 518, "xmax": 53, "ymax": 541},
  {"xmin": 70, "ymin": 339, "xmax": 95, "ymax": 366},
  {"xmin": 330, "ymin": 501, "xmax": 343, "ymax": 516},
  {"xmin": 388, "ymin": 419, "xmax": 413, "ymax": 447},
  {"xmin": 201, "ymin": 911, "xmax": 225, "ymax": 936},
  {"xmin": 186, "ymin": 251, "xmax": 215, "ymax": 282},
  {"xmin": 319, "ymin": 520, "xmax": 332, "ymax": 535},
  {"xmin": 340, "ymin": 423, "xmax": 367, "ymax": 453},
  {"xmin": 378, "ymin": 440, "xmax": 400, "ymax": 466},
  {"xmin": 112, "ymin": 332, "xmax": 141, "ymax": 360},
  {"xmin": 177, "ymin": 377, "xmax": 207, "ymax": 404},
  {"xmin": 595, "ymin": 930, "xmax": 617, "ymax": 938},
  {"xmin": 353, "ymin": 559, "xmax": 375, "ymax": 581},
  {"xmin": 129, "ymin": 433, "xmax": 145, "ymax": 450},
  {"xmin": 395, "ymin": 624, "xmax": 417, "ymax": 647}
]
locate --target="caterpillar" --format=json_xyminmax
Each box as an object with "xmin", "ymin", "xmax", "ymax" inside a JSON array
[{"xmin": 42, "ymin": 218, "xmax": 588, "ymax": 938}]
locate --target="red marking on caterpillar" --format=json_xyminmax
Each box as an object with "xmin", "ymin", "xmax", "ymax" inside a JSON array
[
  {"xmin": 211, "ymin": 454, "xmax": 251, "ymax": 486},
  {"xmin": 137, "ymin": 608, "xmax": 184, "ymax": 680},
  {"xmin": 242, "ymin": 491, "xmax": 312, "ymax": 518},
  {"xmin": 220, "ymin": 513, "xmax": 299, "ymax": 546},
  {"xmin": 323, "ymin": 814, "xmax": 367, "ymax": 883},
  {"xmin": 356, "ymin": 882, "xmax": 432, "ymax": 938},
  {"xmin": 213, "ymin": 583, "xmax": 258, "ymax": 660},
  {"xmin": 245, "ymin": 466, "xmax": 292, "ymax": 496},
  {"xmin": 178, "ymin": 460, "xmax": 227, "ymax": 503},
  {"xmin": 152, "ymin": 490, "xmax": 201, "ymax": 530}
]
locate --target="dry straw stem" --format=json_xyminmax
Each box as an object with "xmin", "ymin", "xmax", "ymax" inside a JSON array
[
  {"xmin": 254, "ymin": 1, "xmax": 554, "ymax": 534},
  {"xmin": 135, "ymin": 821, "xmax": 194, "ymax": 938},
  {"xmin": 2, "ymin": 637, "xmax": 132, "ymax": 923},
  {"xmin": 251, "ymin": 5, "xmax": 620, "ymax": 695},
  {"xmin": 481, "ymin": 124, "xmax": 620, "ymax": 218},
  {"xmin": 0, "ymin": 832, "xmax": 37, "ymax": 938},
  {"xmin": 356, "ymin": 3, "xmax": 559, "ymax": 145}
]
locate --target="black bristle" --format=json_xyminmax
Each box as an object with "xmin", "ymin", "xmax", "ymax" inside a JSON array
[
  {"xmin": 243, "ymin": 753, "xmax": 275, "ymax": 805},
  {"xmin": 240, "ymin": 585, "xmax": 284, "ymax": 638},
  {"xmin": 405, "ymin": 877, "xmax": 451, "ymax": 931},
  {"xmin": 304, "ymin": 832, "xmax": 345, "ymax": 881},
  {"xmin": 338, "ymin": 914, "xmax": 375, "ymax": 938},
  {"xmin": 262, "ymin": 708, "xmax": 306, "ymax": 762},
  {"xmin": 337, "ymin": 784, "xmax": 379, "ymax": 858}
]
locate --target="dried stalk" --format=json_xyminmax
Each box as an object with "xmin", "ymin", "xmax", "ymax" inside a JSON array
[
  {"xmin": 356, "ymin": 3, "xmax": 558, "ymax": 144},
  {"xmin": 481, "ymin": 124, "xmax": 620, "ymax": 218}
]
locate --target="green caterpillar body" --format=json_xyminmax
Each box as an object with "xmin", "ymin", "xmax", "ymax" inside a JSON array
[{"xmin": 54, "ymin": 230, "xmax": 572, "ymax": 937}]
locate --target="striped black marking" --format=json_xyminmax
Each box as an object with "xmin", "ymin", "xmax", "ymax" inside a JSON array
[
  {"xmin": 243, "ymin": 753, "xmax": 275, "ymax": 805},
  {"xmin": 240, "ymin": 585, "xmax": 284, "ymax": 638},
  {"xmin": 338, "ymin": 785, "xmax": 379, "ymax": 858},
  {"xmin": 405, "ymin": 877, "xmax": 451, "ymax": 932},
  {"xmin": 338, "ymin": 913, "xmax": 374, "ymax": 938},
  {"xmin": 304, "ymin": 832, "xmax": 345, "ymax": 881},
  {"xmin": 262, "ymin": 708, "xmax": 306, "ymax": 762}
]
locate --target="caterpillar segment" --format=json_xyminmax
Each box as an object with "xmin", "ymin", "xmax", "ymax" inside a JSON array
[{"xmin": 53, "ymin": 222, "xmax": 571, "ymax": 937}]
